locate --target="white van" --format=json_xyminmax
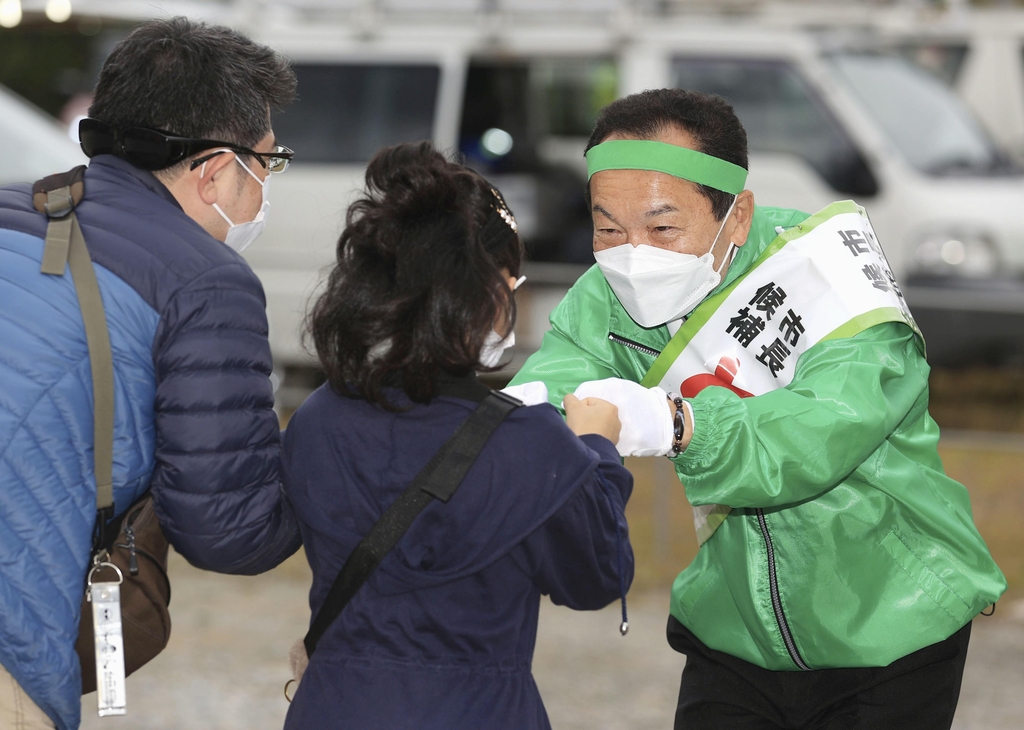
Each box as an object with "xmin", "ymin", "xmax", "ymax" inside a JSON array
[{"xmin": 250, "ymin": 14, "xmax": 1024, "ymax": 395}]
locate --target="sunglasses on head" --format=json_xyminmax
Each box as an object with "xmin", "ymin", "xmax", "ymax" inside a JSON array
[{"xmin": 78, "ymin": 118, "xmax": 294, "ymax": 173}]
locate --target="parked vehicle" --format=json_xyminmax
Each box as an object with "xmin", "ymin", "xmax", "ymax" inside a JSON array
[
  {"xmin": 0, "ymin": 84, "xmax": 86, "ymax": 186},
  {"xmin": 251, "ymin": 14, "xmax": 1024, "ymax": 388},
  {"xmin": 834, "ymin": 7, "xmax": 1024, "ymax": 166}
]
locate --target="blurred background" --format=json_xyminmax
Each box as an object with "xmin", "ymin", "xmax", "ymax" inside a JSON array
[{"xmin": 2, "ymin": 0, "xmax": 1023, "ymax": 728}]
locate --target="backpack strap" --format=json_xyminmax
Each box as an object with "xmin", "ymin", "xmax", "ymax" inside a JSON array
[
  {"xmin": 33, "ymin": 166, "xmax": 116, "ymax": 547},
  {"xmin": 303, "ymin": 388, "xmax": 522, "ymax": 659}
]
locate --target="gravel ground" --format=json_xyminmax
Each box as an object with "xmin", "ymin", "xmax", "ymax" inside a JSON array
[{"xmin": 79, "ymin": 551, "xmax": 1024, "ymax": 730}]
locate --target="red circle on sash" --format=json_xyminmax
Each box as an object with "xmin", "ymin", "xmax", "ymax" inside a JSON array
[{"xmin": 679, "ymin": 356, "xmax": 753, "ymax": 399}]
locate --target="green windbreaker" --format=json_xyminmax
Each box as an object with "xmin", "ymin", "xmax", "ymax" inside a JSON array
[{"xmin": 511, "ymin": 204, "xmax": 1006, "ymax": 670}]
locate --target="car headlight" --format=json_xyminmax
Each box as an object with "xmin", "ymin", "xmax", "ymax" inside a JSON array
[{"xmin": 912, "ymin": 230, "xmax": 1001, "ymax": 277}]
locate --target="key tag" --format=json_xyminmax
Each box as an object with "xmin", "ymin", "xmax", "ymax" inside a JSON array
[{"xmin": 87, "ymin": 553, "xmax": 127, "ymax": 716}]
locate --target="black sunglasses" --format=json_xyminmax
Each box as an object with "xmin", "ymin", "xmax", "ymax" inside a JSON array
[{"xmin": 78, "ymin": 118, "xmax": 294, "ymax": 173}]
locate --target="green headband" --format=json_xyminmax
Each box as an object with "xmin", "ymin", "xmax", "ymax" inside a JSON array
[{"xmin": 585, "ymin": 139, "xmax": 748, "ymax": 195}]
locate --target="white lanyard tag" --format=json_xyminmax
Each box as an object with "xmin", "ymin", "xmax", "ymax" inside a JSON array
[{"xmin": 88, "ymin": 559, "xmax": 127, "ymax": 716}]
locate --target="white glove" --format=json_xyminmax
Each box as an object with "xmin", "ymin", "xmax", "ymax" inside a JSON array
[
  {"xmin": 500, "ymin": 381, "xmax": 550, "ymax": 407},
  {"xmin": 573, "ymin": 378, "xmax": 673, "ymax": 457}
]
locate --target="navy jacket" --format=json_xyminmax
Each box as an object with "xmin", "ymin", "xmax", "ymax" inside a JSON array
[
  {"xmin": 0, "ymin": 156, "xmax": 300, "ymax": 729},
  {"xmin": 282, "ymin": 376, "xmax": 634, "ymax": 730}
]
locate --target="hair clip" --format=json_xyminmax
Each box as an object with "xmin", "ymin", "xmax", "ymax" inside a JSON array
[{"xmin": 490, "ymin": 188, "xmax": 518, "ymax": 233}]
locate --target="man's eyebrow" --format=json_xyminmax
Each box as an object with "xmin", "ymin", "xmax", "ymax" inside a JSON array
[
  {"xmin": 592, "ymin": 205, "xmax": 620, "ymax": 224},
  {"xmin": 645, "ymin": 204, "xmax": 678, "ymax": 218}
]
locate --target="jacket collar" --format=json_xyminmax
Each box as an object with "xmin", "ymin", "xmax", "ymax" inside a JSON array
[
  {"xmin": 87, "ymin": 155, "xmax": 184, "ymax": 211},
  {"xmin": 435, "ymin": 371, "xmax": 492, "ymax": 404}
]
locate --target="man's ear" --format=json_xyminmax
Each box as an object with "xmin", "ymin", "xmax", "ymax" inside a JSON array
[
  {"xmin": 194, "ymin": 152, "xmax": 237, "ymax": 206},
  {"xmin": 726, "ymin": 189, "xmax": 756, "ymax": 247}
]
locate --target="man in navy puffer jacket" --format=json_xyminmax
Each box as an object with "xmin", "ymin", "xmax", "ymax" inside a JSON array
[{"xmin": 0, "ymin": 18, "xmax": 301, "ymax": 729}]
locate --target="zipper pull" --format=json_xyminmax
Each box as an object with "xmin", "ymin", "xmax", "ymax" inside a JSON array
[{"xmin": 125, "ymin": 523, "xmax": 139, "ymax": 576}]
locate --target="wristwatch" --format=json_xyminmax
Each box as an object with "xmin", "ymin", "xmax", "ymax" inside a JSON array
[{"xmin": 667, "ymin": 393, "xmax": 686, "ymax": 456}]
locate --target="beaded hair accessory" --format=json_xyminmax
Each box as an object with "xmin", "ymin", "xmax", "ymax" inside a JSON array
[{"xmin": 490, "ymin": 187, "xmax": 518, "ymax": 233}]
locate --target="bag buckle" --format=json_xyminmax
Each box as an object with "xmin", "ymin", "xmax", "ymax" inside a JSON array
[{"xmin": 44, "ymin": 190, "xmax": 75, "ymax": 219}]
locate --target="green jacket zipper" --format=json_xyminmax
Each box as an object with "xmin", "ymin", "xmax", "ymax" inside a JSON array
[
  {"xmin": 756, "ymin": 508, "xmax": 811, "ymax": 670},
  {"xmin": 608, "ymin": 333, "xmax": 661, "ymax": 357}
]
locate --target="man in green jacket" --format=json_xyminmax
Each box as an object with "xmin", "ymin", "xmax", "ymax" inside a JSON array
[{"xmin": 509, "ymin": 88, "xmax": 1005, "ymax": 729}]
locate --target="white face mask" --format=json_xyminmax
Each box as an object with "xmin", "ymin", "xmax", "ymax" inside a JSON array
[
  {"xmin": 478, "ymin": 276, "xmax": 526, "ymax": 368},
  {"xmin": 594, "ymin": 196, "xmax": 738, "ymax": 328},
  {"xmin": 203, "ymin": 153, "xmax": 270, "ymax": 253},
  {"xmin": 479, "ymin": 328, "xmax": 516, "ymax": 368}
]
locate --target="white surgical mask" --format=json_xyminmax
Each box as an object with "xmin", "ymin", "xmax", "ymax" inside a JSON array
[
  {"xmin": 203, "ymin": 154, "xmax": 270, "ymax": 253},
  {"xmin": 478, "ymin": 275, "xmax": 526, "ymax": 368},
  {"xmin": 479, "ymin": 328, "xmax": 516, "ymax": 368},
  {"xmin": 594, "ymin": 196, "xmax": 737, "ymax": 328}
]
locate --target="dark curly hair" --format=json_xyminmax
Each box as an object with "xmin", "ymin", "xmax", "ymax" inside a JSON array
[{"xmin": 308, "ymin": 141, "xmax": 524, "ymax": 406}]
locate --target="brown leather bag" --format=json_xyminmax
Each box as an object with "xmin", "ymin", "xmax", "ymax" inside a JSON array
[
  {"xmin": 34, "ymin": 167, "xmax": 173, "ymax": 695},
  {"xmin": 74, "ymin": 495, "xmax": 172, "ymax": 694}
]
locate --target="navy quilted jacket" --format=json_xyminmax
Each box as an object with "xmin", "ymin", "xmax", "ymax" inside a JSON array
[
  {"xmin": 0, "ymin": 156, "xmax": 301, "ymax": 729},
  {"xmin": 282, "ymin": 377, "xmax": 634, "ymax": 729}
]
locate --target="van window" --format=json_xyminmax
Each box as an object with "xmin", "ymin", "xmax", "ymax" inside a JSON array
[
  {"xmin": 535, "ymin": 58, "xmax": 618, "ymax": 137},
  {"xmin": 831, "ymin": 53, "xmax": 1008, "ymax": 176},
  {"xmin": 459, "ymin": 58, "xmax": 616, "ymax": 162},
  {"xmin": 460, "ymin": 62, "xmax": 530, "ymax": 165},
  {"xmin": 273, "ymin": 63, "xmax": 440, "ymax": 164},
  {"xmin": 459, "ymin": 58, "xmax": 616, "ymax": 263},
  {"xmin": 672, "ymin": 57, "xmax": 878, "ymax": 197},
  {"xmin": 895, "ymin": 43, "xmax": 969, "ymax": 87}
]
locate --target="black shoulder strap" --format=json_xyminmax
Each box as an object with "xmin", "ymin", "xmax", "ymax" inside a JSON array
[{"xmin": 303, "ymin": 388, "xmax": 521, "ymax": 658}]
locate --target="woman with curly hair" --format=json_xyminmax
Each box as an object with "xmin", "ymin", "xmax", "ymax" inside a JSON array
[{"xmin": 281, "ymin": 141, "xmax": 633, "ymax": 729}]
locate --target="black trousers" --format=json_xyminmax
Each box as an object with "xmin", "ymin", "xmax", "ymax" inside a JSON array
[{"xmin": 667, "ymin": 616, "xmax": 971, "ymax": 730}]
